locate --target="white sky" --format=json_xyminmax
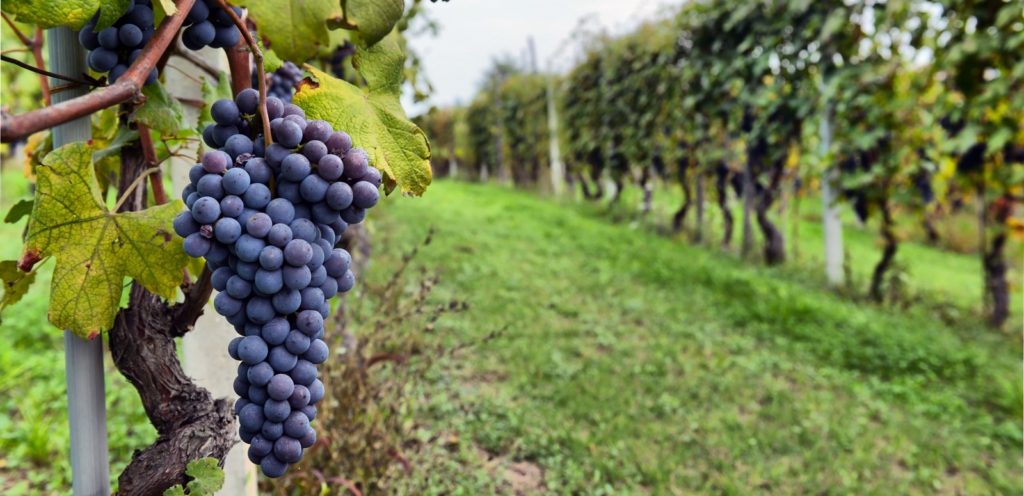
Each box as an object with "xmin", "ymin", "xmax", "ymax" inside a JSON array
[{"xmin": 404, "ymin": 0, "xmax": 676, "ymax": 114}]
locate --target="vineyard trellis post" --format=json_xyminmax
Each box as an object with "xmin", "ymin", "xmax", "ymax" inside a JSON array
[
  {"xmin": 48, "ymin": 26, "xmax": 112, "ymax": 496},
  {"xmin": 819, "ymin": 90, "xmax": 844, "ymax": 287},
  {"xmin": 546, "ymin": 75, "xmax": 564, "ymax": 194}
]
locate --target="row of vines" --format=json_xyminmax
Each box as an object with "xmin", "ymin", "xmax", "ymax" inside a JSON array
[{"xmin": 421, "ymin": 0, "xmax": 1023, "ymax": 329}]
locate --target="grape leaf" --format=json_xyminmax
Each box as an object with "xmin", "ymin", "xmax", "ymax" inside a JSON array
[
  {"xmin": 294, "ymin": 33, "xmax": 432, "ymax": 196},
  {"xmin": 162, "ymin": 458, "xmax": 224, "ymax": 496},
  {"xmin": 0, "ymin": 260, "xmax": 37, "ymax": 321},
  {"xmin": 20, "ymin": 143, "xmax": 188, "ymax": 338},
  {"xmin": 1, "ymin": 0, "xmax": 131, "ymax": 30},
  {"xmin": 242, "ymin": 0, "xmax": 339, "ymax": 63},
  {"xmin": 4, "ymin": 199, "xmax": 34, "ymax": 224},
  {"xmin": 337, "ymin": 0, "xmax": 404, "ymax": 47},
  {"xmin": 131, "ymin": 83, "xmax": 188, "ymax": 136}
]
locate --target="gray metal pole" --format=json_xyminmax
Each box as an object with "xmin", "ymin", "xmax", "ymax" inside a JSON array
[{"xmin": 47, "ymin": 26, "xmax": 111, "ymax": 496}]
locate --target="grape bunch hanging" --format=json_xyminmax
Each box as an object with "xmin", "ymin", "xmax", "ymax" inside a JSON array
[
  {"xmin": 77, "ymin": 0, "xmax": 157, "ymax": 84},
  {"xmin": 174, "ymin": 89, "xmax": 382, "ymax": 477}
]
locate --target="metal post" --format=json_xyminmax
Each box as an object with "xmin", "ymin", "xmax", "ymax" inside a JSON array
[
  {"xmin": 47, "ymin": 26, "xmax": 111, "ymax": 496},
  {"xmin": 546, "ymin": 76, "xmax": 564, "ymax": 195},
  {"xmin": 819, "ymin": 86, "xmax": 844, "ymax": 287}
]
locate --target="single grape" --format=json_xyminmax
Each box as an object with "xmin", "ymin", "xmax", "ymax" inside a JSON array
[
  {"xmin": 299, "ymin": 175, "xmax": 329, "ymax": 203},
  {"xmin": 338, "ymin": 270, "xmax": 356, "ymax": 293},
  {"xmin": 267, "ymin": 374, "xmax": 295, "ymax": 401},
  {"xmin": 235, "ymin": 234, "xmax": 265, "ymax": 262},
  {"xmin": 186, "ymin": 0, "xmax": 209, "ymax": 23},
  {"xmin": 109, "ymin": 64, "xmax": 129, "ymax": 83},
  {"xmin": 308, "ymin": 379, "xmax": 325, "ymax": 404},
  {"xmin": 298, "ymin": 429, "xmax": 317, "ymax": 448},
  {"xmin": 259, "ymin": 245, "xmax": 284, "ymax": 270},
  {"xmin": 265, "ymin": 144, "xmax": 291, "ymax": 167},
  {"xmin": 246, "ymin": 212, "xmax": 273, "ymax": 238},
  {"xmin": 212, "ymin": 99, "xmax": 240, "ymax": 126},
  {"xmin": 267, "ymin": 223, "xmax": 294, "ymax": 248},
  {"xmin": 282, "ymin": 265, "xmax": 312, "ymax": 290},
  {"xmin": 78, "ymin": 23, "xmax": 100, "ymax": 50},
  {"xmin": 320, "ymin": 277, "xmax": 338, "ymax": 298},
  {"xmin": 300, "ymin": 140, "xmax": 327, "ymax": 164},
  {"xmin": 173, "ymin": 211, "xmax": 200, "ymax": 237},
  {"xmin": 342, "ymin": 148, "xmax": 369, "ymax": 181},
  {"xmin": 212, "ymin": 124, "xmax": 239, "ymax": 147},
  {"xmin": 183, "ymin": 21, "xmax": 215, "ymax": 49},
  {"xmin": 261, "ymin": 422, "xmax": 284, "ymax": 441},
  {"xmin": 214, "ymin": 217, "xmax": 242, "ymax": 244},
  {"xmin": 284, "ymin": 239, "xmax": 313, "ymax": 266},
  {"xmin": 266, "ymin": 97, "xmax": 284, "ymax": 120},
  {"xmin": 190, "ymin": 196, "xmax": 221, "ymax": 224},
  {"xmin": 324, "ymin": 249, "xmax": 352, "ymax": 278},
  {"xmin": 254, "ymin": 268, "xmax": 284, "ymax": 294},
  {"xmin": 325, "ymin": 131, "xmax": 353, "ymax": 156},
  {"xmin": 220, "ymin": 196, "xmax": 246, "ymax": 217},
  {"xmin": 243, "ymin": 183, "xmax": 272, "ymax": 210},
  {"xmin": 275, "ymin": 121, "xmax": 303, "ymax": 149},
  {"xmin": 324, "ymin": 182, "xmax": 353, "ymax": 210},
  {"xmin": 211, "ymin": 25, "xmax": 241, "ymax": 48},
  {"xmin": 266, "ymin": 198, "xmax": 296, "ymax": 225},
  {"xmin": 238, "ymin": 403, "xmax": 265, "ymax": 432},
  {"xmin": 244, "ymin": 158, "xmax": 273, "ymax": 184},
  {"xmin": 118, "ymin": 24, "xmax": 143, "ymax": 48},
  {"xmin": 289, "ymin": 360, "xmax": 317, "ymax": 386},
  {"xmin": 268, "ymin": 346, "xmax": 298, "ymax": 372},
  {"xmin": 246, "ymin": 361, "xmax": 274, "ymax": 387},
  {"xmin": 97, "ymin": 27, "xmax": 120, "ymax": 49},
  {"xmin": 273, "ymin": 436, "xmax": 302, "ymax": 464},
  {"xmin": 285, "ymin": 330, "xmax": 311, "ymax": 355},
  {"xmin": 226, "ymin": 275, "xmax": 252, "ymax": 299},
  {"xmin": 196, "ymin": 174, "xmax": 224, "ymax": 199},
  {"xmin": 309, "ymin": 265, "xmax": 328, "ymax": 287},
  {"xmin": 340, "ymin": 206, "xmax": 366, "ymax": 225},
  {"xmin": 211, "ymin": 266, "xmax": 234, "ymax": 291},
  {"xmin": 262, "ymin": 318, "xmax": 290, "ymax": 346},
  {"xmin": 238, "ymin": 335, "xmax": 269, "ymax": 364},
  {"xmin": 88, "ymin": 48, "xmax": 119, "ymax": 72},
  {"xmin": 302, "ymin": 120, "xmax": 332, "ymax": 143},
  {"xmin": 317, "ymin": 154, "xmax": 344, "ymax": 181},
  {"xmin": 183, "ymin": 233, "xmax": 211, "ymax": 257},
  {"xmin": 271, "ymin": 288, "xmax": 302, "ymax": 314},
  {"xmin": 260, "ymin": 455, "xmax": 287, "ymax": 478},
  {"xmin": 202, "ymin": 150, "xmax": 231, "ymax": 173},
  {"xmin": 276, "ymin": 181, "xmax": 302, "ymax": 204},
  {"xmin": 235, "ymin": 88, "xmax": 259, "ymax": 115},
  {"xmin": 303, "ymin": 339, "xmax": 329, "ymax": 364},
  {"xmin": 224, "ymin": 134, "xmax": 254, "ymax": 160},
  {"xmin": 351, "ymin": 181, "xmax": 380, "ymax": 208},
  {"xmin": 246, "ymin": 296, "xmax": 276, "ymax": 324},
  {"xmin": 283, "ymin": 104, "xmax": 305, "ymax": 119},
  {"xmin": 289, "ymin": 219, "xmax": 318, "ymax": 243}
]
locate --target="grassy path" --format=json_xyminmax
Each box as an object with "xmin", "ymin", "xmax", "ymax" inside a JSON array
[{"xmin": 370, "ymin": 180, "xmax": 1021, "ymax": 494}]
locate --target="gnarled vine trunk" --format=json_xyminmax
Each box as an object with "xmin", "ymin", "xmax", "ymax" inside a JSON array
[
  {"xmin": 870, "ymin": 194, "xmax": 898, "ymax": 302},
  {"xmin": 984, "ymin": 195, "xmax": 1012, "ymax": 328},
  {"xmin": 111, "ymin": 142, "xmax": 235, "ymax": 496},
  {"xmin": 715, "ymin": 163, "xmax": 734, "ymax": 248},
  {"xmin": 672, "ymin": 157, "xmax": 691, "ymax": 232}
]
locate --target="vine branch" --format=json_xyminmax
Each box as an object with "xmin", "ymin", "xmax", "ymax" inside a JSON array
[
  {"xmin": 136, "ymin": 123, "xmax": 168, "ymax": 205},
  {"xmin": 2, "ymin": 14, "xmax": 51, "ymax": 104},
  {"xmin": 0, "ymin": 54, "xmax": 100, "ymax": 87},
  {"xmin": 0, "ymin": 0, "xmax": 197, "ymax": 143},
  {"xmin": 215, "ymin": 0, "xmax": 272, "ymax": 148}
]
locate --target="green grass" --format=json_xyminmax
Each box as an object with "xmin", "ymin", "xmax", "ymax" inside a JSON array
[
  {"xmin": 596, "ymin": 181, "xmax": 1021, "ymax": 322},
  {"xmin": 368, "ymin": 180, "xmax": 1022, "ymax": 494},
  {"xmin": 1, "ymin": 168, "xmax": 1020, "ymax": 494}
]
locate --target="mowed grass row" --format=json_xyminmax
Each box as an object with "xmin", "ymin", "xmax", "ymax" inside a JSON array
[
  {"xmin": 369, "ymin": 180, "xmax": 1022, "ymax": 494},
  {"xmin": 579, "ymin": 180, "xmax": 1022, "ymax": 323}
]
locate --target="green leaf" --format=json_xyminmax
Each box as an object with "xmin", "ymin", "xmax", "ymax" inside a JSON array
[
  {"xmin": 163, "ymin": 488, "xmax": 186, "ymax": 496},
  {"xmin": 21, "ymin": 143, "xmax": 189, "ymax": 338},
  {"xmin": 131, "ymin": 83, "xmax": 188, "ymax": 136},
  {"xmin": 0, "ymin": 260, "xmax": 37, "ymax": 321},
  {"xmin": 242, "ymin": 0, "xmax": 339, "ymax": 63},
  {"xmin": 294, "ymin": 33, "xmax": 432, "ymax": 195},
  {"xmin": 1, "ymin": 0, "xmax": 131, "ymax": 30},
  {"xmin": 4, "ymin": 199, "xmax": 34, "ymax": 224},
  {"xmin": 339, "ymin": 0, "xmax": 404, "ymax": 47},
  {"xmin": 184, "ymin": 458, "xmax": 224, "ymax": 495}
]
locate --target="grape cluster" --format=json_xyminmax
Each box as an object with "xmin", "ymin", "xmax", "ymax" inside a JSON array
[
  {"xmin": 175, "ymin": 89, "xmax": 382, "ymax": 477},
  {"xmin": 78, "ymin": 0, "xmax": 158, "ymax": 84},
  {"xmin": 181, "ymin": 0, "xmax": 242, "ymax": 51},
  {"xmin": 254, "ymin": 61, "xmax": 304, "ymax": 102}
]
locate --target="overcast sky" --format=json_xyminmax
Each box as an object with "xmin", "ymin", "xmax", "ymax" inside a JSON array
[{"xmin": 404, "ymin": 0, "xmax": 676, "ymax": 114}]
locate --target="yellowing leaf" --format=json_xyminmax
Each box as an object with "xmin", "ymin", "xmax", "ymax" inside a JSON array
[
  {"xmin": 1, "ymin": 0, "xmax": 131, "ymax": 30},
  {"xmin": 294, "ymin": 34, "xmax": 432, "ymax": 196},
  {"xmin": 21, "ymin": 143, "xmax": 188, "ymax": 338},
  {"xmin": 242, "ymin": 0, "xmax": 339, "ymax": 63},
  {"xmin": 0, "ymin": 260, "xmax": 37, "ymax": 321}
]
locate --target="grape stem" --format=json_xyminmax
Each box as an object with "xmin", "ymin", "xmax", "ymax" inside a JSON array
[
  {"xmin": 0, "ymin": 0, "xmax": 198, "ymax": 143},
  {"xmin": 215, "ymin": 0, "xmax": 272, "ymax": 149}
]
